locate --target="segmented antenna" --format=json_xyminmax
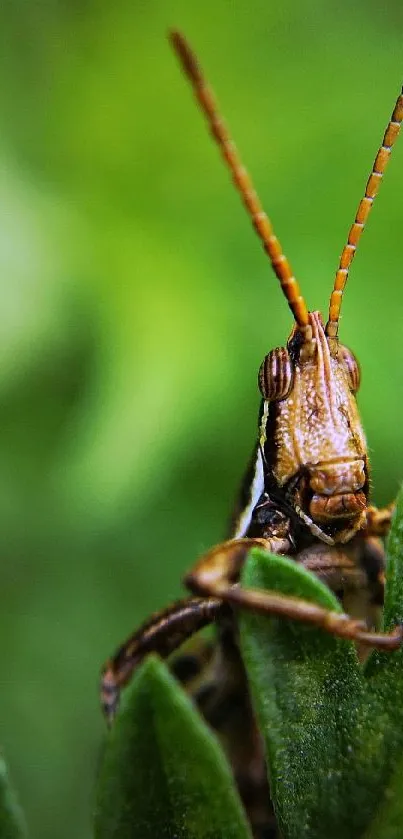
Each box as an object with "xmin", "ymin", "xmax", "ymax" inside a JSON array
[
  {"xmin": 326, "ymin": 87, "xmax": 403, "ymax": 337},
  {"xmin": 169, "ymin": 30, "xmax": 310, "ymax": 332}
]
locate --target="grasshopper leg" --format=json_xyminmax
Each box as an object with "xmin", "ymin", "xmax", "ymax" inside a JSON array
[
  {"xmin": 185, "ymin": 537, "xmax": 403, "ymax": 650},
  {"xmin": 101, "ymin": 596, "xmax": 224, "ymax": 724},
  {"xmin": 365, "ymin": 503, "xmax": 395, "ymax": 537}
]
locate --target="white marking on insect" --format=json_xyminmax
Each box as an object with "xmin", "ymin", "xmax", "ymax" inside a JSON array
[
  {"xmin": 259, "ymin": 400, "xmax": 270, "ymax": 449},
  {"xmin": 233, "ymin": 447, "xmax": 264, "ymax": 538}
]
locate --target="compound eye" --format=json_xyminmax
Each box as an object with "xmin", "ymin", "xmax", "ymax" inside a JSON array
[
  {"xmin": 258, "ymin": 347, "xmax": 293, "ymax": 401},
  {"xmin": 340, "ymin": 345, "xmax": 361, "ymax": 393}
]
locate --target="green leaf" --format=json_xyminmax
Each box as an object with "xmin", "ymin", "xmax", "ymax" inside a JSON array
[
  {"xmin": 239, "ymin": 550, "xmax": 371, "ymax": 839},
  {"xmin": 239, "ymin": 490, "xmax": 403, "ymax": 839},
  {"xmin": 95, "ymin": 655, "xmax": 252, "ymax": 839},
  {"xmin": 382, "ymin": 492, "xmax": 403, "ymax": 631},
  {"xmin": 361, "ymin": 487, "xmax": 403, "ymax": 833},
  {"xmin": 0, "ymin": 757, "xmax": 26, "ymax": 839},
  {"xmin": 366, "ymin": 489, "xmax": 403, "ymax": 676},
  {"xmin": 364, "ymin": 752, "xmax": 403, "ymax": 839}
]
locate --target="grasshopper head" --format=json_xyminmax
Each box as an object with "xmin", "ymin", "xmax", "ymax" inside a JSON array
[{"xmin": 258, "ymin": 311, "xmax": 368, "ymax": 545}]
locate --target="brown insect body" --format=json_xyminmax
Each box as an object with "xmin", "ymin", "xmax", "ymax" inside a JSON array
[{"xmin": 101, "ymin": 32, "xmax": 403, "ymax": 839}]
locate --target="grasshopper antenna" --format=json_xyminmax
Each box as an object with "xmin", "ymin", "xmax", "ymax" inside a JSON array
[
  {"xmin": 169, "ymin": 30, "xmax": 310, "ymax": 336},
  {"xmin": 326, "ymin": 87, "xmax": 403, "ymax": 338}
]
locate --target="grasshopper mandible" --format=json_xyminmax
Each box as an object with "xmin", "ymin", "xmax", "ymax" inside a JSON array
[{"xmin": 101, "ymin": 31, "xmax": 403, "ymax": 837}]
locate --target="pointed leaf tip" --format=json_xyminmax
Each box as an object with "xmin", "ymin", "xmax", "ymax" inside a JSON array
[{"xmin": 95, "ymin": 655, "xmax": 252, "ymax": 839}]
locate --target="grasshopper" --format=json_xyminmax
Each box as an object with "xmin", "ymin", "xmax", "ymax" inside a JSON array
[{"xmin": 101, "ymin": 32, "xmax": 403, "ymax": 838}]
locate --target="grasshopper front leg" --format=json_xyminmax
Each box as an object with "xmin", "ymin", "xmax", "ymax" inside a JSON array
[
  {"xmin": 365, "ymin": 503, "xmax": 395, "ymax": 538},
  {"xmin": 101, "ymin": 518, "xmax": 401, "ymax": 723},
  {"xmin": 185, "ymin": 536, "xmax": 403, "ymax": 649},
  {"xmin": 102, "ymin": 526, "xmax": 402, "ymax": 721}
]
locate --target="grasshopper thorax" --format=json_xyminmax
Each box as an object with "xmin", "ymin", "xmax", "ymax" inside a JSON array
[{"xmin": 258, "ymin": 312, "xmax": 368, "ymax": 545}]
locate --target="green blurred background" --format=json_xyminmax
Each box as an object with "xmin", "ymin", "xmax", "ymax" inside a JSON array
[{"xmin": 0, "ymin": 1, "xmax": 402, "ymax": 836}]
